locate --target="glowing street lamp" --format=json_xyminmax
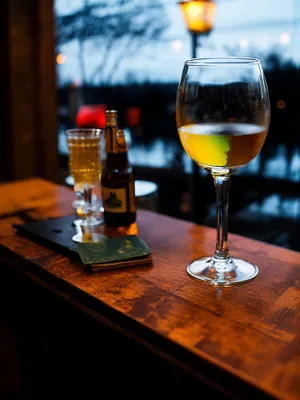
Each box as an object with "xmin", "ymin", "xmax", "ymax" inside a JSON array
[
  {"xmin": 279, "ymin": 32, "xmax": 290, "ymax": 46},
  {"xmin": 179, "ymin": 0, "xmax": 216, "ymax": 57},
  {"xmin": 56, "ymin": 53, "xmax": 66, "ymax": 65}
]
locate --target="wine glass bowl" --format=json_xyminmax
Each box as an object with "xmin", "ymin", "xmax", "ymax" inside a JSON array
[
  {"xmin": 67, "ymin": 130, "xmax": 102, "ymax": 186},
  {"xmin": 176, "ymin": 57, "xmax": 270, "ymax": 285}
]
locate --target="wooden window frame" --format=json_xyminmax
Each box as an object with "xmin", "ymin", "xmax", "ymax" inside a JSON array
[{"xmin": 1, "ymin": 0, "xmax": 58, "ymax": 182}]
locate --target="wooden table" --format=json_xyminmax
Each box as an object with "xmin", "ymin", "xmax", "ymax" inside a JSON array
[{"xmin": 0, "ymin": 178, "xmax": 300, "ymax": 399}]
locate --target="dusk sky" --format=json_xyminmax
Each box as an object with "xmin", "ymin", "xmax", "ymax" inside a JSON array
[{"xmin": 55, "ymin": 0, "xmax": 300, "ymax": 85}]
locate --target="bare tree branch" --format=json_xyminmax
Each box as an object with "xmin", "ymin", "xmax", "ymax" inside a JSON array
[{"xmin": 55, "ymin": 0, "xmax": 169, "ymax": 85}]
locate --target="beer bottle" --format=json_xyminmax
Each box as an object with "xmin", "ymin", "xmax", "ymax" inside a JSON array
[{"xmin": 101, "ymin": 111, "xmax": 136, "ymax": 226}]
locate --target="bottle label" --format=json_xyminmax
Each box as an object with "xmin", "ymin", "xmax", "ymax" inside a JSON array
[{"xmin": 102, "ymin": 186, "xmax": 127, "ymax": 213}]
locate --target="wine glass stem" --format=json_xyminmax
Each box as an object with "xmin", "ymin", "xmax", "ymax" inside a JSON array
[
  {"xmin": 213, "ymin": 175, "xmax": 231, "ymax": 261},
  {"xmin": 83, "ymin": 184, "xmax": 93, "ymax": 225}
]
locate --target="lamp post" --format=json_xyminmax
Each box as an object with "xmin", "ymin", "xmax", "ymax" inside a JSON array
[
  {"xmin": 179, "ymin": 0, "xmax": 216, "ymax": 222},
  {"xmin": 179, "ymin": 0, "xmax": 216, "ymax": 58}
]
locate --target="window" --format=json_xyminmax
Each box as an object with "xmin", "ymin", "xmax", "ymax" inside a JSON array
[{"xmin": 55, "ymin": 0, "xmax": 300, "ymax": 250}]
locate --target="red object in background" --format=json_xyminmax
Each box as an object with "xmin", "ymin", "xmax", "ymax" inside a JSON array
[
  {"xmin": 126, "ymin": 107, "xmax": 141, "ymax": 126},
  {"xmin": 76, "ymin": 104, "xmax": 107, "ymax": 129}
]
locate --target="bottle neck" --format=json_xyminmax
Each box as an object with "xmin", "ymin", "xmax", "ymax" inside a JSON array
[{"xmin": 105, "ymin": 125, "xmax": 118, "ymax": 154}]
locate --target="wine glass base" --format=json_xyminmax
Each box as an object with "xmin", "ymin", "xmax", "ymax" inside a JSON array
[
  {"xmin": 187, "ymin": 257, "xmax": 258, "ymax": 286},
  {"xmin": 73, "ymin": 217, "xmax": 103, "ymax": 227},
  {"xmin": 72, "ymin": 232, "xmax": 106, "ymax": 243}
]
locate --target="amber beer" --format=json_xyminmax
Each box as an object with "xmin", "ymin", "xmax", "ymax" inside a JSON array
[
  {"xmin": 67, "ymin": 135, "xmax": 102, "ymax": 185},
  {"xmin": 101, "ymin": 110, "xmax": 136, "ymax": 226},
  {"xmin": 178, "ymin": 122, "xmax": 268, "ymax": 169}
]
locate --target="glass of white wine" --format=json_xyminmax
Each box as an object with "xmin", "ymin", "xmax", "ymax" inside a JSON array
[
  {"xmin": 66, "ymin": 128, "xmax": 104, "ymax": 242},
  {"xmin": 176, "ymin": 57, "xmax": 270, "ymax": 286}
]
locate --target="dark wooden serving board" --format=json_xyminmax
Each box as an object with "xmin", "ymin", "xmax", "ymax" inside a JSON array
[{"xmin": 16, "ymin": 215, "xmax": 79, "ymax": 259}]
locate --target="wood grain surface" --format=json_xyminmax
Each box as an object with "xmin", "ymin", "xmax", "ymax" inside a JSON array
[{"xmin": 0, "ymin": 178, "xmax": 300, "ymax": 399}]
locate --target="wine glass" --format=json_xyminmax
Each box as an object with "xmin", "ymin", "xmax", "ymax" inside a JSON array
[
  {"xmin": 176, "ymin": 57, "xmax": 270, "ymax": 286},
  {"xmin": 66, "ymin": 128, "xmax": 104, "ymax": 242}
]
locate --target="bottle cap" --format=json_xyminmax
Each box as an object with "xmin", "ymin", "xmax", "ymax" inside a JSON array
[{"xmin": 106, "ymin": 110, "xmax": 118, "ymax": 127}]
